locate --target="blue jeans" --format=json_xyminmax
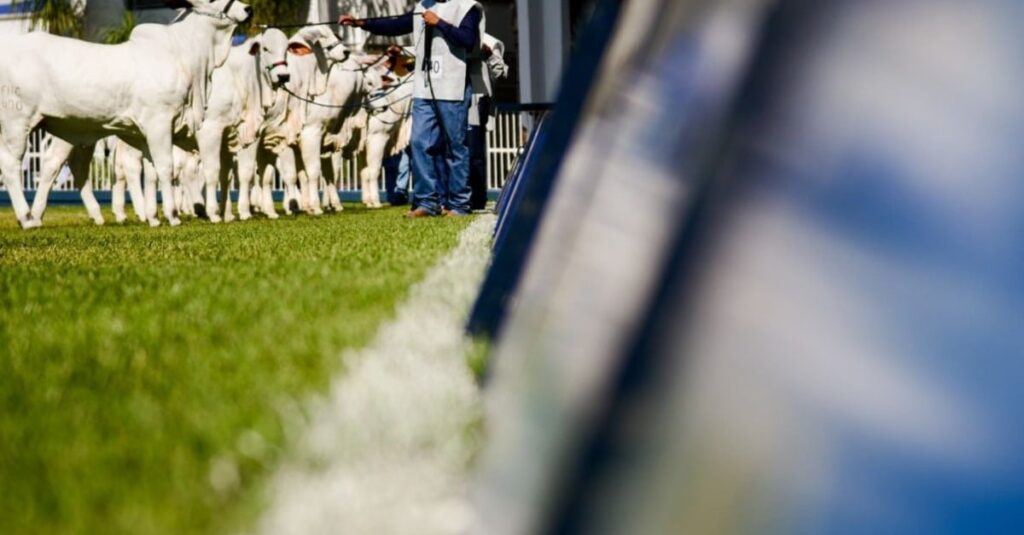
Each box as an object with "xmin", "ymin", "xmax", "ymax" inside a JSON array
[{"xmin": 410, "ymin": 86, "xmax": 472, "ymax": 215}]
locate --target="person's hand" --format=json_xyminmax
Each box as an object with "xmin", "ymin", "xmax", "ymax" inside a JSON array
[
  {"xmin": 386, "ymin": 45, "xmax": 404, "ymax": 57},
  {"xmin": 422, "ymin": 11, "xmax": 441, "ymax": 27},
  {"xmin": 338, "ymin": 14, "xmax": 363, "ymax": 27}
]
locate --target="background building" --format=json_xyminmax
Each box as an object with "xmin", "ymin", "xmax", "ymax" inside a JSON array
[{"xmin": 1, "ymin": 0, "xmax": 595, "ymax": 104}]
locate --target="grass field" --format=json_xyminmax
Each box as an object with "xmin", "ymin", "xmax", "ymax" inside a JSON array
[{"xmin": 0, "ymin": 206, "xmax": 472, "ymax": 535}]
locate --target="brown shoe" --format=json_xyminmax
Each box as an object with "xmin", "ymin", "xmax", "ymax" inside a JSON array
[{"xmin": 405, "ymin": 207, "xmax": 435, "ymax": 219}]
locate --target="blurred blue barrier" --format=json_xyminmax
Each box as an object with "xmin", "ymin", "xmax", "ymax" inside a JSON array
[
  {"xmin": 469, "ymin": 0, "xmax": 774, "ymax": 532},
  {"xmin": 531, "ymin": 1, "xmax": 1024, "ymax": 533}
]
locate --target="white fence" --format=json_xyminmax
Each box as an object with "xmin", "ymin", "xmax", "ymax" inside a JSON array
[{"xmin": 4, "ymin": 109, "xmax": 547, "ymax": 196}]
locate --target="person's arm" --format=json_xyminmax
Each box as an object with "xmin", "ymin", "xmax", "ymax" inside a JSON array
[
  {"xmin": 434, "ymin": 8, "xmax": 481, "ymax": 51},
  {"xmin": 339, "ymin": 13, "xmax": 414, "ymax": 36}
]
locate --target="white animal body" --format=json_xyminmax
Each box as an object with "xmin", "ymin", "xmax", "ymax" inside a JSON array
[
  {"xmin": 0, "ymin": 0, "xmax": 252, "ymax": 229},
  {"xmin": 359, "ymin": 70, "xmax": 413, "ymax": 209},
  {"xmin": 105, "ymin": 29, "xmax": 293, "ymax": 224},
  {"xmin": 253, "ymin": 28, "xmax": 364, "ymax": 217},
  {"xmin": 195, "ymin": 28, "xmax": 293, "ymax": 222}
]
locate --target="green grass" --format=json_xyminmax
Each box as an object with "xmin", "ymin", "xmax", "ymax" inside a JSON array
[{"xmin": 0, "ymin": 206, "xmax": 471, "ymax": 535}]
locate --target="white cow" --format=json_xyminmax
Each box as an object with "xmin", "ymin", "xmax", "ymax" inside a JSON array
[
  {"xmin": 358, "ymin": 65, "xmax": 414, "ymax": 209},
  {"xmin": 1, "ymin": 0, "xmax": 252, "ymax": 229},
  {"xmin": 195, "ymin": 28, "xmax": 294, "ymax": 222},
  {"xmin": 244, "ymin": 27, "xmax": 356, "ymax": 219},
  {"xmin": 106, "ymin": 29, "xmax": 293, "ymax": 224}
]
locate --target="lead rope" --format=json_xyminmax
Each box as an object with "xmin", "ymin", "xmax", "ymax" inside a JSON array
[
  {"xmin": 257, "ymin": 12, "xmax": 415, "ymax": 30},
  {"xmin": 281, "ymin": 76, "xmax": 413, "ymax": 112}
]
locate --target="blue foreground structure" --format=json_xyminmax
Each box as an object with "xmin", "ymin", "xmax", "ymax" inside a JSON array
[{"xmin": 469, "ymin": 0, "xmax": 1024, "ymax": 533}]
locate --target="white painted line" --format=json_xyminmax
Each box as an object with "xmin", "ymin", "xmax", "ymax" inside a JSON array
[{"xmin": 255, "ymin": 215, "xmax": 496, "ymax": 535}]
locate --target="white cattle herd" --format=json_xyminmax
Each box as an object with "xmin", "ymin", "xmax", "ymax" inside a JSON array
[{"xmin": 0, "ymin": 0, "xmax": 415, "ymax": 229}]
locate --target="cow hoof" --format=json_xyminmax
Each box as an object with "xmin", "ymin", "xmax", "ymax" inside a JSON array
[
  {"xmin": 194, "ymin": 203, "xmax": 208, "ymax": 220},
  {"xmin": 114, "ymin": 214, "xmax": 127, "ymax": 224},
  {"xmin": 209, "ymin": 214, "xmax": 222, "ymax": 224},
  {"xmin": 287, "ymin": 200, "xmax": 300, "ymax": 214},
  {"xmin": 149, "ymin": 218, "xmax": 162, "ymax": 228},
  {"xmin": 92, "ymin": 218, "xmax": 105, "ymax": 226},
  {"xmin": 266, "ymin": 212, "xmax": 280, "ymax": 220},
  {"xmin": 169, "ymin": 218, "xmax": 182, "ymax": 227},
  {"xmin": 239, "ymin": 212, "xmax": 252, "ymax": 221},
  {"xmin": 20, "ymin": 218, "xmax": 42, "ymax": 230},
  {"xmin": 223, "ymin": 213, "xmax": 236, "ymax": 223}
]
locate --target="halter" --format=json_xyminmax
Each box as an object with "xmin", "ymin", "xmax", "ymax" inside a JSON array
[
  {"xmin": 190, "ymin": 0, "xmax": 240, "ymax": 21},
  {"xmin": 265, "ymin": 60, "xmax": 288, "ymax": 73}
]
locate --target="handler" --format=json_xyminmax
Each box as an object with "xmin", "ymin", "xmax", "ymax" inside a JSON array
[
  {"xmin": 341, "ymin": 0, "xmax": 484, "ymax": 218},
  {"xmin": 468, "ymin": 34, "xmax": 508, "ymax": 210}
]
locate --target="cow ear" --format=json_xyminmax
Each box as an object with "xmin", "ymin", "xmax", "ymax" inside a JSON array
[
  {"xmin": 249, "ymin": 41, "xmax": 260, "ymax": 56},
  {"xmin": 288, "ymin": 42, "xmax": 314, "ymax": 56},
  {"xmin": 162, "ymin": 0, "xmax": 192, "ymax": 9}
]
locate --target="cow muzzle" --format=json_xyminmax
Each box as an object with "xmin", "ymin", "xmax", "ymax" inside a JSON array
[
  {"xmin": 221, "ymin": 0, "xmax": 252, "ymax": 23},
  {"xmin": 267, "ymin": 60, "xmax": 290, "ymax": 86}
]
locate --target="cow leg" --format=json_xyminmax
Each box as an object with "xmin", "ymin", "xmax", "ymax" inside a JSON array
[
  {"xmin": 197, "ymin": 124, "xmax": 225, "ymax": 223},
  {"xmin": 331, "ymin": 152, "xmax": 346, "ymax": 212},
  {"xmin": 217, "ymin": 149, "xmax": 235, "ymax": 223},
  {"xmin": 144, "ymin": 125, "xmax": 181, "ymax": 227},
  {"xmin": 322, "ymin": 154, "xmax": 342, "ymax": 212},
  {"xmin": 176, "ymin": 153, "xmax": 195, "ymax": 217},
  {"xmin": 142, "ymin": 157, "xmax": 159, "ymax": 223},
  {"xmin": 354, "ymin": 145, "xmax": 370, "ymax": 208},
  {"xmin": 236, "ymin": 143, "xmax": 257, "ymax": 220},
  {"xmin": 111, "ymin": 173, "xmax": 128, "ymax": 223},
  {"xmin": 0, "ymin": 120, "xmax": 38, "ymax": 228},
  {"xmin": 111, "ymin": 143, "xmax": 128, "ymax": 223},
  {"xmin": 277, "ymin": 150, "xmax": 299, "ymax": 216},
  {"xmin": 127, "ymin": 168, "xmax": 146, "ymax": 222},
  {"xmin": 29, "ymin": 137, "xmax": 75, "ymax": 224},
  {"xmin": 69, "ymin": 146, "xmax": 103, "ymax": 225},
  {"xmin": 260, "ymin": 167, "xmax": 279, "ymax": 219},
  {"xmin": 296, "ymin": 169, "xmax": 310, "ymax": 212},
  {"xmin": 255, "ymin": 148, "xmax": 273, "ymax": 217},
  {"xmin": 114, "ymin": 143, "xmax": 143, "ymax": 223},
  {"xmin": 362, "ymin": 133, "xmax": 388, "ymax": 209},
  {"xmin": 299, "ymin": 128, "xmax": 324, "ymax": 216},
  {"xmin": 115, "ymin": 143, "xmax": 148, "ymax": 223},
  {"xmin": 184, "ymin": 159, "xmax": 204, "ymax": 218}
]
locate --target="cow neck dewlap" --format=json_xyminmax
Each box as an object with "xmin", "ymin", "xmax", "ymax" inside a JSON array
[{"xmin": 169, "ymin": 11, "xmax": 238, "ymax": 136}]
